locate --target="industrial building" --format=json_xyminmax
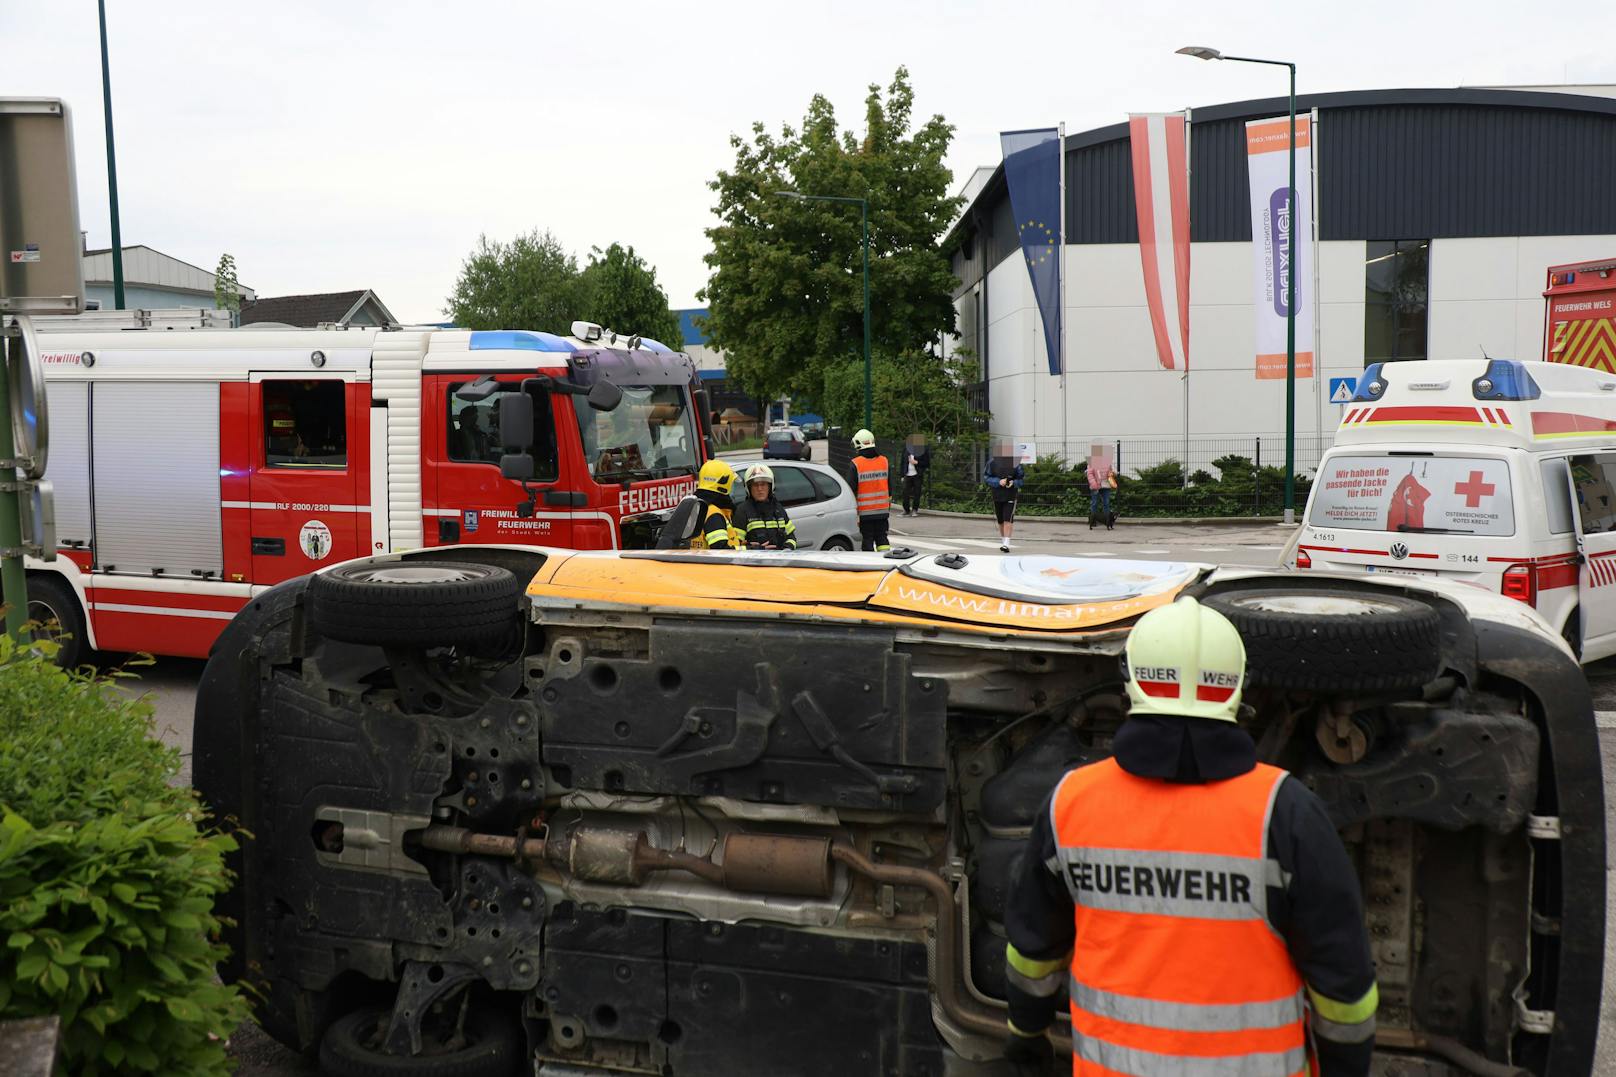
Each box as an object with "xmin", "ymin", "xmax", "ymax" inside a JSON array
[{"xmin": 944, "ymin": 87, "xmax": 1616, "ymax": 468}]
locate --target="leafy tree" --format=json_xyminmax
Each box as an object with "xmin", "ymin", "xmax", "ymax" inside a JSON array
[
  {"xmin": 575, "ymin": 243, "xmax": 684, "ymax": 347},
  {"xmin": 821, "ymin": 350, "xmax": 983, "ymax": 441},
  {"xmin": 446, "ymin": 228, "xmax": 581, "ymax": 331},
  {"xmin": 701, "ymin": 67, "xmax": 962, "ymax": 403},
  {"xmin": 212, "ymin": 253, "xmax": 240, "ymax": 312}
]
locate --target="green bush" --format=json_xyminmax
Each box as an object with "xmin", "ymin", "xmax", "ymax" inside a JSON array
[{"xmin": 0, "ymin": 634, "xmax": 247, "ymax": 1075}]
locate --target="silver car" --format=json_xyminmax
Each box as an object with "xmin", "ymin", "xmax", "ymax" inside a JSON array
[{"xmin": 731, "ymin": 458, "xmax": 857, "ymax": 550}]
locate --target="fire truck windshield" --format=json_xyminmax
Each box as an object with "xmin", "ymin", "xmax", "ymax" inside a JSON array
[{"xmin": 577, "ymin": 384, "xmax": 700, "ymax": 481}]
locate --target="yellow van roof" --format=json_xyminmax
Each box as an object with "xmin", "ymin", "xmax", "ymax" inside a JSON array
[{"xmin": 525, "ymin": 551, "xmax": 1205, "ymax": 639}]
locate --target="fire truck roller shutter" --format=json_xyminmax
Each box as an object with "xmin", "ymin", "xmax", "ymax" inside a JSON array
[
  {"xmin": 92, "ymin": 382, "xmax": 223, "ymax": 577},
  {"xmin": 45, "ymin": 381, "xmax": 92, "ymax": 549}
]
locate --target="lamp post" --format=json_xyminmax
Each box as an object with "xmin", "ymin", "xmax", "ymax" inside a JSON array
[
  {"xmin": 1178, "ymin": 46, "xmax": 1299, "ymax": 524},
  {"xmin": 98, "ymin": 0, "xmax": 125, "ymax": 310},
  {"xmin": 776, "ymin": 191, "xmax": 872, "ymax": 430}
]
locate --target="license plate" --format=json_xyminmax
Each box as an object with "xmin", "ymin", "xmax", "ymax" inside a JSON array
[{"xmin": 1365, "ymin": 565, "xmax": 1434, "ymax": 578}]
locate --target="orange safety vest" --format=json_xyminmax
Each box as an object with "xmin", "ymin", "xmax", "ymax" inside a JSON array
[
  {"xmin": 852, "ymin": 454, "xmax": 890, "ymax": 517},
  {"xmin": 1050, "ymin": 758, "xmax": 1308, "ymax": 1077}
]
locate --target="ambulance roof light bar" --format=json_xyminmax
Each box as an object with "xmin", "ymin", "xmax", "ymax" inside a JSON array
[{"xmin": 1472, "ymin": 359, "xmax": 1541, "ymax": 401}]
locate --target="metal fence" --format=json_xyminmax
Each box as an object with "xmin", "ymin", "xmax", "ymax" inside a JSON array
[{"xmin": 921, "ymin": 433, "xmax": 1334, "ymax": 518}]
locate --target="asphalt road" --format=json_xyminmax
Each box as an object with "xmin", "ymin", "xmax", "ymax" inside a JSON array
[{"xmin": 120, "ymin": 518, "xmax": 1613, "ymax": 1075}]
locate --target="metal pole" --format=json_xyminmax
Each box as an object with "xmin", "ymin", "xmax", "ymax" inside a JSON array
[
  {"xmin": 99, "ymin": 0, "xmax": 125, "ymax": 310},
  {"xmin": 0, "ymin": 334, "xmax": 28, "ymax": 638},
  {"xmin": 861, "ymin": 199, "xmax": 872, "ymax": 431},
  {"xmin": 1283, "ymin": 62, "xmax": 1297, "ymax": 525}
]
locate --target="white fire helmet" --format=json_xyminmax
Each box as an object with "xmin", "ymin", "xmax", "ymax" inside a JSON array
[
  {"xmin": 1123, "ymin": 597, "xmax": 1247, "ymax": 723},
  {"xmin": 852, "ymin": 428, "xmax": 876, "ymax": 450}
]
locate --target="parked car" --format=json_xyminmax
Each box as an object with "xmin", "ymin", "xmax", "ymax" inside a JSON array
[
  {"xmin": 195, "ymin": 553, "xmax": 1602, "ymax": 1077},
  {"xmin": 763, "ymin": 425, "xmax": 811, "ymax": 460},
  {"xmin": 732, "ymin": 458, "xmax": 857, "ymax": 550}
]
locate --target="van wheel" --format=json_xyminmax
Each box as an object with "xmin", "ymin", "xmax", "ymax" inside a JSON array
[
  {"xmin": 1203, "ymin": 587, "xmax": 1442, "ymax": 694},
  {"xmin": 318, "ymin": 1005, "xmax": 522, "ymax": 1077},
  {"xmin": 26, "ymin": 574, "xmax": 86, "ymax": 668},
  {"xmin": 306, "ymin": 561, "xmax": 521, "ymax": 650}
]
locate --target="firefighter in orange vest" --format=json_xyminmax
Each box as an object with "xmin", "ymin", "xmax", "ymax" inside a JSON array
[
  {"xmin": 846, "ymin": 428, "xmax": 892, "ymax": 552},
  {"xmin": 1002, "ymin": 597, "xmax": 1378, "ymax": 1076}
]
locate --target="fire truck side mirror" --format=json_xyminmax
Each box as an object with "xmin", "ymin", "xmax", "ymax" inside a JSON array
[
  {"xmin": 586, "ymin": 380, "xmax": 623, "ymax": 412},
  {"xmin": 499, "ymin": 392, "xmax": 535, "ymax": 448},
  {"xmin": 500, "ymin": 453, "xmax": 536, "ymax": 482}
]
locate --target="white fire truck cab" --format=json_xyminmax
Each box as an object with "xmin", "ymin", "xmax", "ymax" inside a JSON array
[
  {"xmin": 24, "ymin": 313, "xmax": 712, "ymax": 663},
  {"xmin": 1292, "ymin": 357, "xmax": 1616, "ymax": 660}
]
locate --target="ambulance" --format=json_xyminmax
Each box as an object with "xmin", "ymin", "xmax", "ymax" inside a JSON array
[
  {"xmin": 21, "ymin": 311, "xmax": 712, "ymax": 664},
  {"xmin": 1292, "ymin": 356, "xmax": 1616, "ymax": 660}
]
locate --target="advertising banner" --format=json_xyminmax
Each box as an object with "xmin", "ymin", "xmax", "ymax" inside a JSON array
[
  {"xmin": 1245, "ymin": 116, "xmax": 1314, "ymax": 380},
  {"xmin": 1308, "ymin": 455, "xmax": 1514, "ymax": 536}
]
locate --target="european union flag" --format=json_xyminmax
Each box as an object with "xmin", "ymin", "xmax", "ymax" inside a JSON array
[{"xmin": 1001, "ymin": 128, "xmax": 1063, "ymax": 376}]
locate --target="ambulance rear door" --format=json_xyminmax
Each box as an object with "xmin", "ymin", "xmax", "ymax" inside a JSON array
[
  {"xmin": 1567, "ymin": 452, "xmax": 1616, "ymax": 658},
  {"xmin": 247, "ymin": 375, "xmax": 366, "ymax": 584}
]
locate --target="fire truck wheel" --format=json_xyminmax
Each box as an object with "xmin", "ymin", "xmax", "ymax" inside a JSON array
[
  {"xmin": 319, "ymin": 1005, "xmax": 522, "ymax": 1077},
  {"xmin": 26, "ymin": 574, "xmax": 87, "ymax": 668},
  {"xmin": 306, "ymin": 561, "xmax": 522, "ymax": 650},
  {"xmin": 1203, "ymin": 587, "xmax": 1442, "ymax": 694}
]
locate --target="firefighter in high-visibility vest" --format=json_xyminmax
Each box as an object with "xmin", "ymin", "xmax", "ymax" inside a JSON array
[
  {"xmin": 655, "ymin": 459, "xmax": 742, "ymax": 551},
  {"xmin": 845, "ymin": 428, "xmax": 891, "ymax": 552},
  {"xmin": 1002, "ymin": 597, "xmax": 1378, "ymax": 1076}
]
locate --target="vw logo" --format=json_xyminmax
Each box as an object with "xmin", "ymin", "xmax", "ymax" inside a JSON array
[{"xmin": 1389, "ymin": 542, "xmax": 1409, "ymax": 561}]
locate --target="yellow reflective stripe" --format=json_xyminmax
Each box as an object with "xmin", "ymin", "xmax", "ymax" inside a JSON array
[
  {"xmin": 784, "ymin": 521, "xmax": 796, "ymax": 533},
  {"xmin": 704, "ymin": 530, "xmax": 730, "ymax": 545},
  {"xmin": 745, "ymin": 520, "xmax": 769, "ymax": 531},
  {"xmin": 1006, "ymin": 945, "xmax": 1066, "ymax": 980},
  {"xmin": 1308, "ymin": 982, "xmax": 1378, "ymax": 1026}
]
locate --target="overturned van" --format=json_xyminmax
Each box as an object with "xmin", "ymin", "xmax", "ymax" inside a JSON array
[{"xmin": 194, "ymin": 546, "xmax": 1603, "ymax": 1076}]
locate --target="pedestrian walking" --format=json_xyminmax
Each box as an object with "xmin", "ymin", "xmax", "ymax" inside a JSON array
[
  {"xmin": 846, "ymin": 428, "xmax": 892, "ymax": 552},
  {"xmin": 900, "ymin": 435, "xmax": 931, "ymax": 517},
  {"xmin": 984, "ymin": 441, "xmax": 1023, "ymax": 552},
  {"xmin": 1000, "ymin": 597, "xmax": 1378, "ymax": 1077},
  {"xmin": 732, "ymin": 463, "xmax": 798, "ymax": 550},
  {"xmin": 1085, "ymin": 448, "xmax": 1115, "ymax": 531}
]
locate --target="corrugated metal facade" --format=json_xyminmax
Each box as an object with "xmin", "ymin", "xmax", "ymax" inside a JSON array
[{"xmin": 950, "ymin": 89, "xmax": 1616, "ymax": 292}]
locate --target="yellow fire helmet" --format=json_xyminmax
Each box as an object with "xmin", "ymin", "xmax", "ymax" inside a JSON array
[
  {"xmin": 1123, "ymin": 596, "xmax": 1247, "ymax": 723},
  {"xmin": 697, "ymin": 458, "xmax": 738, "ymax": 497},
  {"xmin": 745, "ymin": 463, "xmax": 775, "ymax": 487},
  {"xmin": 852, "ymin": 428, "xmax": 876, "ymax": 450}
]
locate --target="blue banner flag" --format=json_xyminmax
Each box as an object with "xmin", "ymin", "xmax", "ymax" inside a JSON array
[{"xmin": 1000, "ymin": 127, "xmax": 1063, "ymax": 375}]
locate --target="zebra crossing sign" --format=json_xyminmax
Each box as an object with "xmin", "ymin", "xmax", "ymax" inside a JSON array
[{"xmin": 1329, "ymin": 377, "xmax": 1357, "ymax": 404}]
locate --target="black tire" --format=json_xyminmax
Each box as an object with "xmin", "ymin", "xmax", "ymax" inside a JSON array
[
  {"xmin": 1203, "ymin": 587, "xmax": 1442, "ymax": 693},
  {"xmin": 305, "ymin": 561, "xmax": 520, "ymax": 649},
  {"xmin": 821, "ymin": 536, "xmax": 854, "ymax": 551},
  {"xmin": 26, "ymin": 573, "xmax": 87, "ymax": 668},
  {"xmin": 318, "ymin": 1006, "xmax": 522, "ymax": 1077}
]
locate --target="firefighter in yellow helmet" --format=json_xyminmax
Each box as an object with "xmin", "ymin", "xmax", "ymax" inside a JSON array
[
  {"xmin": 655, "ymin": 459, "xmax": 743, "ymax": 551},
  {"xmin": 1001, "ymin": 597, "xmax": 1378, "ymax": 1076}
]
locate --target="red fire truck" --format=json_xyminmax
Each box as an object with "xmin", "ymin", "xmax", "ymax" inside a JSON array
[
  {"xmin": 1544, "ymin": 256, "xmax": 1616, "ymax": 373},
  {"xmin": 23, "ymin": 313, "xmax": 712, "ymax": 663}
]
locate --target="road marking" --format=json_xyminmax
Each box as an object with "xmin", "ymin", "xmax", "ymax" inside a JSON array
[
  {"xmin": 1079, "ymin": 551, "xmax": 1116, "ymax": 557},
  {"xmin": 1246, "ymin": 545, "xmax": 1284, "ymax": 551},
  {"xmin": 1194, "ymin": 547, "xmax": 1232, "ymax": 553},
  {"xmin": 893, "ymin": 538, "xmax": 963, "ymax": 552},
  {"xmin": 949, "ymin": 537, "xmax": 1021, "ymax": 549},
  {"xmin": 1597, "ymin": 711, "xmax": 1616, "ymax": 730},
  {"xmin": 1135, "ymin": 548, "xmax": 1172, "ymax": 554}
]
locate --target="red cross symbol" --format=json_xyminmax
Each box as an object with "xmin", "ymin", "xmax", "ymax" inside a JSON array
[{"xmin": 1454, "ymin": 470, "xmax": 1495, "ymax": 508}]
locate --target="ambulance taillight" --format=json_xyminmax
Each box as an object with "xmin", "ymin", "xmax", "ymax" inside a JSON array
[
  {"xmin": 1295, "ymin": 548, "xmax": 1312, "ymax": 570},
  {"xmin": 1501, "ymin": 563, "xmax": 1536, "ymax": 606}
]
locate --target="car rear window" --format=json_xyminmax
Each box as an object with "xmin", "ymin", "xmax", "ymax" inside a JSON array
[
  {"xmin": 767, "ymin": 430, "xmax": 795, "ymax": 444},
  {"xmin": 1308, "ymin": 454, "xmax": 1514, "ymax": 536}
]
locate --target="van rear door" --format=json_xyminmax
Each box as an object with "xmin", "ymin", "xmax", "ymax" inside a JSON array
[{"xmin": 1567, "ymin": 453, "xmax": 1616, "ymax": 655}]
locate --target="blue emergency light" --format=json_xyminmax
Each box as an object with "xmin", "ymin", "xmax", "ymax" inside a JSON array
[
  {"xmin": 1351, "ymin": 363, "xmax": 1386, "ymax": 402},
  {"xmin": 1471, "ymin": 359, "xmax": 1541, "ymax": 401}
]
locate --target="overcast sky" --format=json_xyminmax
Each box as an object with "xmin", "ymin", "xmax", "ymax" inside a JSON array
[{"xmin": 5, "ymin": 1, "xmax": 1615, "ymax": 323}]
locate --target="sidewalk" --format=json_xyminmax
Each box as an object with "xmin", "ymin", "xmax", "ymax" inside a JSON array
[{"xmin": 891, "ymin": 510, "xmax": 1298, "ymax": 550}]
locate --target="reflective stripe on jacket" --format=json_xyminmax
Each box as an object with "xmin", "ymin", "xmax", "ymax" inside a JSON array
[
  {"xmin": 1051, "ymin": 758, "xmax": 1308, "ymax": 1077},
  {"xmin": 853, "ymin": 454, "xmax": 890, "ymax": 517},
  {"xmin": 733, "ymin": 497, "xmax": 797, "ymax": 549},
  {"xmin": 689, "ymin": 504, "xmax": 742, "ymax": 550}
]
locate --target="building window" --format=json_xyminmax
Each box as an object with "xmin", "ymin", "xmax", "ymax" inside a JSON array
[
  {"xmin": 1364, "ymin": 240, "xmax": 1429, "ymax": 364},
  {"xmin": 264, "ymin": 380, "xmax": 347, "ymax": 468}
]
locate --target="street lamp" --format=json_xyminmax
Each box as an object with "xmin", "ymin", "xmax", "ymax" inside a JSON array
[
  {"xmin": 776, "ymin": 190, "xmax": 872, "ymax": 430},
  {"xmin": 1178, "ymin": 45, "xmax": 1299, "ymax": 524},
  {"xmin": 98, "ymin": 0, "xmax": 126, "ymax": 310}
]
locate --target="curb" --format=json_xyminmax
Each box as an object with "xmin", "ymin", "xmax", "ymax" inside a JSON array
[{"xmin": 913, "ymin": 509, "xmax": 1291, "ymax": 527}]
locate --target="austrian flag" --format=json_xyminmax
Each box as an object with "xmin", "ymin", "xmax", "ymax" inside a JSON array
[{"xmin": 1128, "ymin": 113, "xmax": 1192, "ymax": 371}]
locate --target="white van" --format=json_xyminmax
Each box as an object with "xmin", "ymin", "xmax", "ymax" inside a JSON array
[{"xmin": 1292, "ymin": 357, "xmax": 1616, "ymax": 660}]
